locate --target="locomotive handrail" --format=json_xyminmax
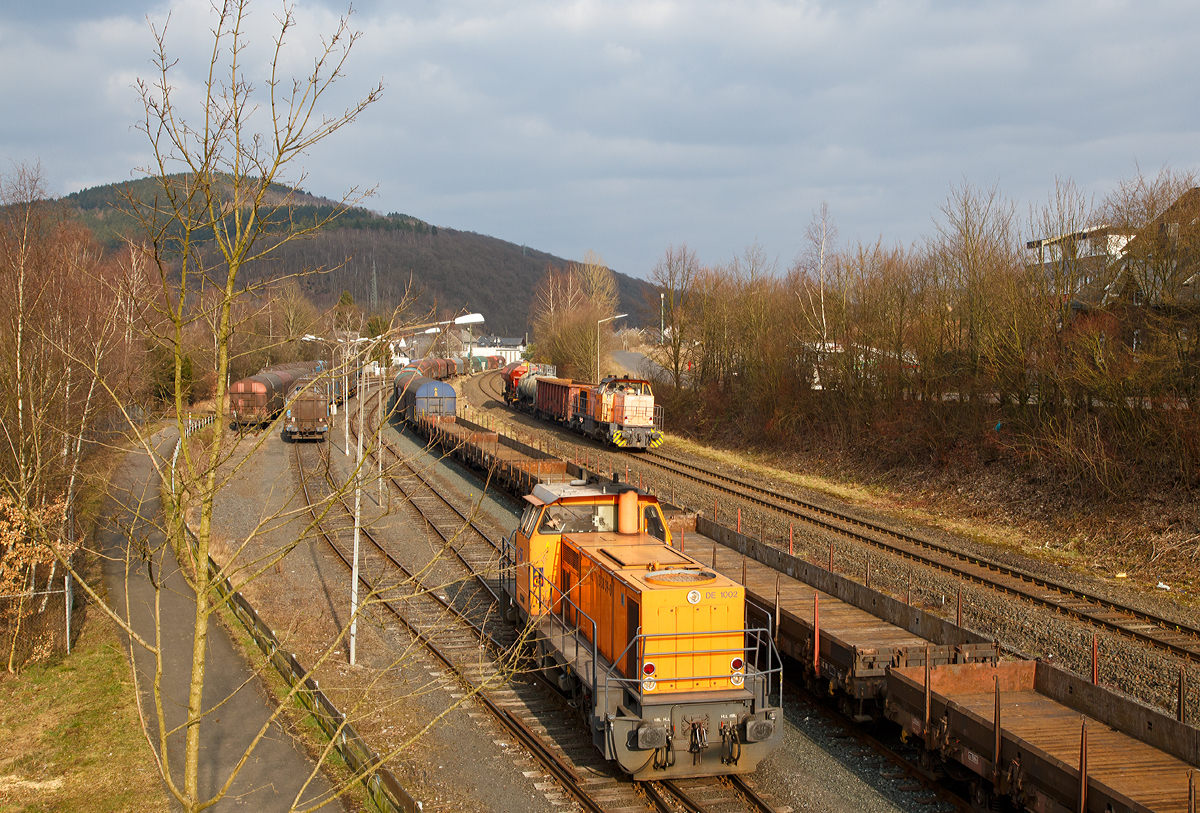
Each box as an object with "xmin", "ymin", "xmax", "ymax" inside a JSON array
[
  {"xmin": 499, "ymin": 532, "xmax": 518, "ymax": 603},
  {"xmin": 525, "ymin": 562, "xmax": 600, "ymax": 691}
]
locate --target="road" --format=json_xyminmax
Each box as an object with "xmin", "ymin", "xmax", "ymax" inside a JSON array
[
  {"xmin": 99, "ymin": 430, "xmax": 338, "ymax": 811},
  {"xmin": 611, "ymin": 349, "xmax": 673, "ymax": 380}
]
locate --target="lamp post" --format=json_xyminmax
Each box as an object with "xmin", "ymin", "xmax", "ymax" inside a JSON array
[
  {"xmin": 309, "ymin": 312, "xmax": 485, "ymax": 666},
  {"xmin": 597, "ymin": 313, "xmax": 628, "ymax": 382},
  {"xmin": 344, "ymin": 340, "xmax": 352, "ymax": 455},
  {"xmin": 350, "ymin": 369, "xmax": 364, "ymax": 665},
  {"xmin": 660, "ymin": 292, "xmax": 665, "ymax": 345},
  {"xmin": 301, "ymin": 333, "xmax": 352, "ymax": 455}
]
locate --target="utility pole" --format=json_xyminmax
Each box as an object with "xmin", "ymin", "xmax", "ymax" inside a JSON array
[
  {"xmin": 660, "ymin": 292, "xmax": 665, "ymax": 345},
  {"xmin": 350, "ymin": 363, "xmax": 364, "ymax": 666}
]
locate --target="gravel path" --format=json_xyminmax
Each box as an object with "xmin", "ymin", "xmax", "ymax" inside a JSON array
[{"xmin": 205, "ymin": 410, "xmax": 554, "ymax": 813}]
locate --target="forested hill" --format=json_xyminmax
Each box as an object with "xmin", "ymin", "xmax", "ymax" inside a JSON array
[{"xmin": 64, "ymin": 178, "xmax": 656, "ymax": 335}]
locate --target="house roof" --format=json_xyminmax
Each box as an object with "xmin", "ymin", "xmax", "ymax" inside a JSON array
[{"xmin": 477, "ymin": 335, "xmax": 525, "ymax": 348}]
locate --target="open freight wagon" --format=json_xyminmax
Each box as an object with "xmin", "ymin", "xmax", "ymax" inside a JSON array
[{"xmin": 886, "ymin": 660, "xmax": 1199, "ymax": 812}]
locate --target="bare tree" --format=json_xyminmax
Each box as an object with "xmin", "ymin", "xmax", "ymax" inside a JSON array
[
  {"xmin": 1, "ymin": 5, "xmax": 515, "ymax": 812},
  {"xmin": 929, "ymin": 181, "xmax": 1021, "ymax": 406},
  {"xmin": 579, "ymin": 249, "xmax": 618, "ymax": 315},
  {"xmin": 0, "ymin": 166, "xmax": 129, "ymax": 673},
  {"xmin": 646, "ymin": 244, "xmax": 699, "ymax": 390},
  {"xmin": 530, "ymin": 255, "xmax": 619, "ymax": 379},
  {"xmin": 799, "ymin": 202, "xmax": 838, "ymax": 350}
]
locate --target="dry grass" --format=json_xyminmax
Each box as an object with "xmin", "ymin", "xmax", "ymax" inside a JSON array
[
  {"xmin": 0, "ymin": 613, "xmax": 171, "ymax": 813},
  {"xmin": 668, "ymin": 429, "xmax": 1200, "ymax": 605},
  {"xmin": 668, "ymin": 435, "xmax": 1061, "ymax": 561},
  {"xmin": 669, "ymin": 434, "xmax": 897, "ymax": 506}
]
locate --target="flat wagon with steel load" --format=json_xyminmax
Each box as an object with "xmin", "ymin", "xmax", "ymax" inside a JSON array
[{"xmin": 885, "ymin": 660, "xmax": 1198, "ymax": 812}]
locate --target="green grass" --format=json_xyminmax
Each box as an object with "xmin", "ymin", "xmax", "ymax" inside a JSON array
[{"xmin": 0, "ymin": 613, "xmax": 172, "ymax": 813}]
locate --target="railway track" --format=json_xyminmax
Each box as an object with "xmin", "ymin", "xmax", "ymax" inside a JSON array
[
  {"xmin": 478, "ymin": 369, "xmax": 508, "ymax": 404},
  {"xmin": 636, "ymin": 447, "xmax": 1200, "ymax": 663},
  {"xmin": 437, "ymin": 371, "xmax": 1200, "ymax": 809},
  {"xmin": 643, "ymin": 777, "xmax": 778, "ymax": 813},
  {"xmin": 293, "ymin": 439, "xmax": 625, "ymax": 813},
  {"xmin": 314, "ymin": 389, "xmax": 785, "ymax": 813},
  {"xmin": 373, "ymin": 378, "xmax": 1031, "ymax": 811},
  {"xmin": 779, "ymin": 676, "xmax": 970, "ymax": 813},
  {"xmin": 473, "ymin": 369, "xmax": 1200, "ymax": 664}
]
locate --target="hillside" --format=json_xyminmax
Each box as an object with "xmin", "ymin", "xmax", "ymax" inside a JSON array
[{"xmin": 63, "ymin": 178, "xmax": 656, "ymax": 335}]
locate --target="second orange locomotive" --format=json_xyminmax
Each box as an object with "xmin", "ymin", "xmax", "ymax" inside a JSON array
[{"xmin": 501, "ymin": 362, "xmax": 664, "ymax": 449}]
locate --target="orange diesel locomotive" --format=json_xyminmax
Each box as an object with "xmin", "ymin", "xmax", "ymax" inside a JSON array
[{"xmin": 501, "ymin": 479, "xmax": 782, "ymax": 779}]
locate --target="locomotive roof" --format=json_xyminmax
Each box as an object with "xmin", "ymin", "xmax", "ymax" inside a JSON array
[
  {"xmin": 600, "ymin": 375, "xmax": 652, "ymax": 385},
  {"xmin": 560, "ymin": 531, "xmax": 737, "ymax": 592},
  {"xmin": 529, "ymin": 479, "xmax": 646, "ymax": 505}
]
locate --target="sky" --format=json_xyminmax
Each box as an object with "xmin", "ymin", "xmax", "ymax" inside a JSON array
[{"xmin": 2, "ymin": 0, "xmax": 1198, "ymax": 279}]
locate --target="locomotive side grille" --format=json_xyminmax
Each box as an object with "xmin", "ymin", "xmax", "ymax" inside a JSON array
[
  {"xmin": 562, "ymin": 545, "xmax": 580, "ymax": 572},
  {"xmin": 644, "ymin": 569, "xmax": 717, "ymax": 584}
]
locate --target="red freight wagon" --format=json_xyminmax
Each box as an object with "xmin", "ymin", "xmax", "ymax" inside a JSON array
[
  {"xmin": 533, "ymin": 377, "xmax": 587, "ymax": 424},
  {"xmin": 230, "ymin": 371, "xmax": 295, "ymax": 426}
]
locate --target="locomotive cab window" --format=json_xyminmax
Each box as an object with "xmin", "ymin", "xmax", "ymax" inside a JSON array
[
  {"xmin": 539, "ymin": 503, "xmax": 617, "ymax": 534},
  {"xmin": 643, "ymin": 506, "xmax": 666, "ymax": 541},
  {"xmin": 519, "ymin": 505, "xmax": 539, "ymax": 538}
]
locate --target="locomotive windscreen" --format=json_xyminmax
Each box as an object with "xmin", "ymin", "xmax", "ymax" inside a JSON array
[{"xmin": 538, "ymin": 503, "xmax": 616, "ymax": 534}]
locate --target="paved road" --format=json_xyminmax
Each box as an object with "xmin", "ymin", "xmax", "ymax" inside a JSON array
[{"xmin": 100, "ymin": 431, "xmax": 338, "ymax": 811}]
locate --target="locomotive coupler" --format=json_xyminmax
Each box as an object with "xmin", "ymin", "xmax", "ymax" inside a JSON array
[
  {"xmin": 686, "ymin": 718, "xmax": 710, "ymax": 766},
  {"xmin": 719, "ymin": 721, "xmax": 742, "ymax": 766}
]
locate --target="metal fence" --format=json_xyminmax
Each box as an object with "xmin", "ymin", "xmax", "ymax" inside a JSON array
[{"xmin": 0, "ymin": 571, "xmax": 76, "ymax": 671}]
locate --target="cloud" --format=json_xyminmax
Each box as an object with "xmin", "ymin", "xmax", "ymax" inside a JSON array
[{"xmin": 2, "ymin": 0, "xmax": 1198, "ymax": 277}]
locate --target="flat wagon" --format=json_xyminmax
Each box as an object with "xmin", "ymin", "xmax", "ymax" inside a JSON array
[{"xmin": 886, "ymin": 660, "xmax": 1199, "ymax": 812}]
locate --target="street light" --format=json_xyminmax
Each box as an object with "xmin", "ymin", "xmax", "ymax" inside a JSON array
[
  {"xmin": 597, "ymin": 313, "xmax": 628, "ymax": 382},
  {"xmin": 306, "ymin": 313, "xmax": 484, "ymax": 667},
  {"xmin": 660, "ymin": 292, "xmax": 665, "ymax": 345},
  {"xmin": 455, "ymin": 312, "xmax": 484, "ymax": 358}
]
